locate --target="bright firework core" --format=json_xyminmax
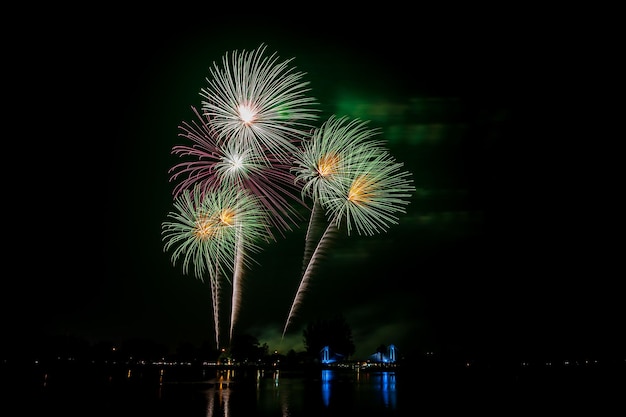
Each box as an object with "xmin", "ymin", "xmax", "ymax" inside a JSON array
[
  {"xmin": 194, "ymin": 216, "xmax": 215, "ymax": 240},
  {"xmin": 317, "ymin": 153, "xmax": 339, "ymax": 177},
  {"xmin": 238, "ymin": 104, "xmax": 256, "ymax": 125},
  {"xmin": 348, "ymin": 175, "xmax": 375, "ymax": 203},
  {"xmin": 219, "ymin": 209, "xmax": 235, "ymax": 226}
]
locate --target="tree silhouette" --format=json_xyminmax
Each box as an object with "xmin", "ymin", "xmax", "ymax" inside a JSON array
[
  {"xmin": 303, "ymin": 314, "xmax": 355, "ymax": 360},
  {"xmin": 229, "ymin": 333, "xmax": 269, "ymax": 363}
]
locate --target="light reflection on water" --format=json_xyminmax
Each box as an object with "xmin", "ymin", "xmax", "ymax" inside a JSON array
[
  {"xmin": 321, "ymin": 369, "xmax": 332, "ymax": 407},
  {"xmin": 170, "ymin": 368, "xmax": 399, "ymax": 417}
]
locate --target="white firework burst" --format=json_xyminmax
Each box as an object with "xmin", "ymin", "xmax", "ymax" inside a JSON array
[{"xmin": 201, "ymin": 43, "xmax": 320, "ymax": 165}]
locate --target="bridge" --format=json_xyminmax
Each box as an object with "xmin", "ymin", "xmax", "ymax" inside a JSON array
[{"xmin": 319, "ymin": 344, "xmax": 398, "ymax": 364}]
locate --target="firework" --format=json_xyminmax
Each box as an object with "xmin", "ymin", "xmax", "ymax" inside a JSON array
[
  {"xmin": 291, "ymin": 115, "xmax": 387, "ymax": 273},
  {"xmin": 200, "ymin": 43, "xmax": 320, "ymax": 165},
  {"xmin": 282, "ymin": 115, "xmax": 415, "ymax": 337},
  {"xmin": 162, "ymin": 183, "xmax": 271, "ymax": 347},
  {"xmin": 165, "ymin": 43, "xmax": 319, "ymax": 349},
  {"xmin": 164, "ymin": 45, "xmax": 416, "ymax": 351},
  {"xmin": 170, "ymin": 106, "xmax": 308, "ymax": 238},
  {"xmin": 293, "ymin": 115, "xmax": 387, "ymax": 203},
  {"xmin": 323, "ymin": 150, "xmax": 415, "ymax": 236}
]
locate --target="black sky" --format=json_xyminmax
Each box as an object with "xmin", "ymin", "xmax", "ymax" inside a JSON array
[{"xmin": 7, "ymin": 11, "xmax": 622, "ymax": 361}]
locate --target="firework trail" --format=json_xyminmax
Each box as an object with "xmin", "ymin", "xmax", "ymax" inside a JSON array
[
  {"xmin": 282, "ymin": 115, "xmax": 415, "ymax": 338},
  {"xmin": 210, "ymin": 267, "xmax": 222, "ymax": 349},
  {"xmin": 299, "ymin": 200, "xmax": 325, "ymax": 276},
  {"xmin": 229, "ymin": 224, "xmax": 245, "ymax": 343},
  {"xmin": 282, "ymin": 221, "xmax": 339, "ymax": 339}
]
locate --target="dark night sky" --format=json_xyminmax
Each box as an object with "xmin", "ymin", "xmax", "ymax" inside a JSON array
[{"xmin": 7, "ymin": 11, "xmax": 622, "ymax": 361}]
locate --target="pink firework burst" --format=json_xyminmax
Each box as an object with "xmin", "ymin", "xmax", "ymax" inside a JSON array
[{"xmin": 170, "ymin": 106, "xmax": 309, "ymax": 239}]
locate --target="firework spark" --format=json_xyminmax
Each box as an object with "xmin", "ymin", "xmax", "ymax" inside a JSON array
[{"xmin": 201, "ymin": 43, "xmax": 320, "ymax": 165}]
